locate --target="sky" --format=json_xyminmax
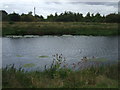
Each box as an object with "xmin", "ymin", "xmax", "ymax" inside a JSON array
[{"xmin": 0, "ymin": 0, "xmax": 119, "ymax": 18}]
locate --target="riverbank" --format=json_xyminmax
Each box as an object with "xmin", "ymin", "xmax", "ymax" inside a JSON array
[
  {"xmin": 2, "ymin": 22, "xmax": 118, "ymax": 36},
  {"xmin": 2, "ymin": 63, "xmax": 119, "ymax": 88}
]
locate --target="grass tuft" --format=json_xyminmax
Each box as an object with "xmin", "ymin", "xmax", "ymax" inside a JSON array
[{"xmin": 2, "ymin": 54, "xmax": 119, "ymax": 88}]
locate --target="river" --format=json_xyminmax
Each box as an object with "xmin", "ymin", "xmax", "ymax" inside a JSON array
[{"xmin": 2, "ymin": 35, "xmax": 118, "ymax": 71}]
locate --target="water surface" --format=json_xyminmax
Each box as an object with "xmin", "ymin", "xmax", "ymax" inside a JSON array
[{"xmin": 2, "ymin": 36, "xmax": 118, "ymax": 70}]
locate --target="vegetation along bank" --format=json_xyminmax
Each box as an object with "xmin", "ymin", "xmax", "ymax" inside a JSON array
[{"xmin": 2, "ymin": 22, "xmax": 118, "ymax": 36}]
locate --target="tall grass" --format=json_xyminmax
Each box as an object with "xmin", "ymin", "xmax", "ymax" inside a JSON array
[
  {"xmin": 2, "ymin": 22, "xmax": 118, "ymax": 36},
  {"xmin": 2, "ymin": 54, "xmax": 119, "ymax": 88}
]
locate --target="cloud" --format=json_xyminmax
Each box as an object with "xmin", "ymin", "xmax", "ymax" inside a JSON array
[
  {"xmin": 0, "ymin": 0, "xmax": 118, "ymax": 18},
  {"xmin": 45, "ymin": 2, "xmax": 62, "ymax": 4},
  {"xmin": 68, "ymin": 2, "xmax": 118, "ymax": 8},
  {"xmin": 1, "ymin": 0, "xmax": 119, "ymax": 3}
]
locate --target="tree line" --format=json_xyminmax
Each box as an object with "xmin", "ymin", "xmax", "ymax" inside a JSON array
[{"xmin": 0, "ymin": 10, "xmax": 119, "ymax": 23}]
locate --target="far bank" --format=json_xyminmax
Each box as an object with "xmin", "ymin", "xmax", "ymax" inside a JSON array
[{"xmin": 2, "ymin": 22, "xmax": 118, "ymax": 36}]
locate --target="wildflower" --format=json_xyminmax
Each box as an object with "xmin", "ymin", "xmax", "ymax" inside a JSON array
[
  {"xmin": 83, "ymin": 56, "xmax": 88, "ymax": 62},
  {"xmin": 72, "ymin": 63, "xmax": 76, "ymax": 68},
  {"xmin": 78, "ymin": 61, "xmax": 81, "ymax": 65},
  {"xmin": 92, "ymin": 56, "xmax": 95, "ymax": 59}
]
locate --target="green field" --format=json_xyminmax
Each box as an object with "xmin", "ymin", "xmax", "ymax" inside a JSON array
[{"xmin": 2, "ymin": 22, "xmax": 118, "ymax": 36}]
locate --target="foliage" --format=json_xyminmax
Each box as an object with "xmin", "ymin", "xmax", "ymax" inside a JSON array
[
  {"xmin": 44, "ymin": 54, "xmax": 71, "ymax": 79},
  {"xmin": 2, "ymin": 54, "xmax": 119, "ymax": 88},
  {"xmin": 0, "ymin": 10, "xmax": 9, "ymax": 21},
  {"xmin": 106, "ymin": 13, "xmax": 120, "ymax": 23},
  {"xmin": 38, "ymin": 55, "xmax": 49, "ymax": 58},
  {"xmin": 1, "ymin": 10, "xmax": 119, "ymax": 23},
  {"xmin": 8, "ymin": 12, "xmax": 21, "ymax": 21},
  {"xmin": 2, "ymin": 22, "xmax": 118, "ymax": 36},
  {"xmin": 2, "ymin": 61, "xmax": 119, "ymax": 88}
]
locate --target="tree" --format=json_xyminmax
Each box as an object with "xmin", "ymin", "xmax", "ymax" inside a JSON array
[
  {"xmin": 75, "ymin": 13, "xmax": 83, "ymax": 22},
  {"xmin": 1, "ymin": 10, "xmax": 119, "ymax": 23},
  {"xmin": 28, "ymin": 11, "xmax": 33, "ymax": 15},
  {"xmin": 84, "ymin": 12, "xmax": 91, "ymax": 22},
  {"xmin": 92, "ymin": 13, "xmax": 104, "ymax": 22},
  {"xmin": 35, "ymin": 15, "xmax": 44, "ymax": 21},
  {"xmin": 47, "ymin": 14, "xmax": 54, "ymax": 21},
  {"xmin": 55, "ymin": 12, "xmax": 58, "ymax": 17},
  {"xmin": 21, "ymin": 12, "xmax": 35, "ymax": 22},
  {"xmin": 8, "ymin": 12, "xmax": 20, "ymax": 21},
  {"xmin": 0, "ymin": 10, "xmax": 9, "ymax": 21},
  {"xmin": 106, "ymin": 13, "xmax": 119, "ymax": 23}
]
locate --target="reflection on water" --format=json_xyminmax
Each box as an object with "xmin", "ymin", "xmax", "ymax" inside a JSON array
[{"xmin": 2, "ymin": 36, "xmax": 118, "ymax": 70}]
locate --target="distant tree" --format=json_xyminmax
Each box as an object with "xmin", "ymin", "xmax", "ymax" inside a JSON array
[
  {"xmin": 0, "ymin": 10, "xmax": 9, "ymax": 21},
  {"xmin": 75, "ymin": 13, "xmax": 83, "ymax": 22},
  {"xmin": 21, "ymin": 12, "xmax": 35, "ymax": 22},
  {"xmin": 92, "ymin": 13, "xmax": 104, "ymax": 22},
  {"xmin": 84, "ymin": 12, "xmax": 91, "ymax": 22},
  {"xmin": 8, "ymin": 12, "xmax": 20, "ymax": 21},
  {"xmin": 1, "ymin": 10, "xmax": 120, "ymax": 23},
  {"xmin": 28, "ymin": 11, "xmax": 33, "ymax": 15},
  {"xmin": 35, "ymin": 15, "xmax": 44, "ymax": 21},
  {"xmin": 47, "ymin": 14, "xmax": 54, "ymax": 21},
  {"xmin": 54, "ymin": 11, "xmax": 80, "ymax": 22},
  {"xmin": 105, "ymin": 13, "xmax": 119, "ymax": 23},
  {"xmin": 21, "ymin": 12, "xmax": 44, "ymax": 22},
  {"xmin": 55, "ymin": 12, "xmax": 58, "ymax": 17}
]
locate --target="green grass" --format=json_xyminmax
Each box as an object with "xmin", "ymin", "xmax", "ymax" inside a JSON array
[
  {"xmin": 2, "ymin": 63, "xmax": 119, "ymax": 88},
  {"xmin": 2, "ymin": 54, "xmax": 119, "ymax": 88},
  {"xmin": 2, "ymin": 22, "xmax": 118, "ymax": 36}
]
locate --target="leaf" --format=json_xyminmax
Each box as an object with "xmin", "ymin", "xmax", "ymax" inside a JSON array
[
  {"xmin": 16, "ymin": 55, "xmax": 23, "ymax": 57},
  {"xmin": 23, "ymin": 63, "xmax": 35, "ymax": 68},
  {"xmin": 38, "ymin": 55, "xmax": 49, "ymax": 58}
]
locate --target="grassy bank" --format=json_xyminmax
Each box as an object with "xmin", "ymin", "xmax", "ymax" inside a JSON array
[
  {"xmin": 2, "ymin": 54, "xmax": 119, "ymax": 88},
  {"xmin": 2, "ymin": 63, "xmax": 119, "ymax": 88},
  {"xmin": 2, "ymin": 22, "xmax": 118, "ymax": 36}
]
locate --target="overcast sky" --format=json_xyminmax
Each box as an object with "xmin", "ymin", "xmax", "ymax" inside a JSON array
[{"xmin": 0, "ymin": 0, "xmax": 119, "ymax": 18}]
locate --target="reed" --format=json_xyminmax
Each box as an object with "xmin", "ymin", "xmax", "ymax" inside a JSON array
[
  {"xmin": 2, "ymin": 54, "xmax": 119, "ymax": 88},
  {"xmin": 2, "ymin": 22, "xmax": 118, "ymax": 36}
]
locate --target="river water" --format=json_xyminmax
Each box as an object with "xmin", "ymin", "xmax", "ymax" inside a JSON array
[{"xmin": 2, "ymin": 36, "xmax": 118, "ymax": 70}]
